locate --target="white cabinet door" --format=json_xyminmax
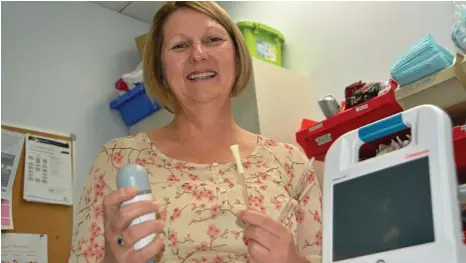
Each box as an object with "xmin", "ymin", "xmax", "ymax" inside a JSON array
[{"xmin": 252, "ymin": 59, "xmax": 316, "ymax": 147}]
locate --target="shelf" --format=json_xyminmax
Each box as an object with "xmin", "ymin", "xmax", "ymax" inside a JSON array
[
  {"xmin": 298, "ymin": 53, "xmax": 466, "ymax": 161},
  {"xmin": 446, "ymin": 100, "xmax": 466, "ymax": 126},
  {"xmin": 395, "ymin": 52, "xmax": 466, "ymax": 115}
]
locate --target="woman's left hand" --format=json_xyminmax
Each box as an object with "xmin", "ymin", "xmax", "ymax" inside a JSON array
[{"xmin": 238, "ymin": 210, "xmax": 309, "ymax": 263}]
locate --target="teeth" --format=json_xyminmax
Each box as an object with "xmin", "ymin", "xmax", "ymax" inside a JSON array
[{"xmin": 188, "ymin": 72, "xmax": 216, "ymax": 80}]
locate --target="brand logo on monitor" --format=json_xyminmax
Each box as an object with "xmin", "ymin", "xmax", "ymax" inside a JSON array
[
  {"xmin": 405, "ymin": 149, "xmax": 429, "ymax": 159},
  {"xmin": 376, "ymin": 260, "xmax": 385, "ymax": 263}
]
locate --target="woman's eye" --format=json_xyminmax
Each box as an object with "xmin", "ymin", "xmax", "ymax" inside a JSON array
[
  {"xmin": 205, "ymin": 36, "xmax": 223, "ymax": 44},
  {"xmin": 171, "ymin": 43, "xmax": 187, "ymax": 50}
]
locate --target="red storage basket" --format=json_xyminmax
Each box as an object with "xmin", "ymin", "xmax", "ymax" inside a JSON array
[
  {"xmin": 463, "ymin": 227, "xmax": 466, "ymax": 244},
  {"xmin": 296, "ymin": 85, "xmax": 403, "ymax": 161},
  {"xmin": 453, "ymin": 124, "xmax": 466, "ymax": 169}
]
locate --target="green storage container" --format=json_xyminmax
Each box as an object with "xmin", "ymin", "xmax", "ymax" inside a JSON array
[{"xmin": 237, "ymin": 21, "xmax": 285, "ymax": 67}]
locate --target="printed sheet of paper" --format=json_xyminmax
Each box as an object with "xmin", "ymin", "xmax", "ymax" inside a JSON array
[
  {"xmin": 1, "ymin": 233, "xmax": 48, "ymax": 263},
  {"xmin": 23, "ymin": 134, "xmax": 73, "ymax": 206},
  {"xmin": 1, "ymin": 129, "xmax": 26, "ymax": 200},
  {"xmin": 1, "ymin": 192, "xmax": 14, "ymax": 230}
]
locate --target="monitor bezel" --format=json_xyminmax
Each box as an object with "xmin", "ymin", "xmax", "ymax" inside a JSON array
[{"xmin": 322, "ymin": 145, "xmax": 461, "ymax": 263}]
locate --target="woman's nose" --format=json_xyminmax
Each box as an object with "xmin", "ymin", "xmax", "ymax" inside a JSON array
[{"xmin": 189, "ymin": 42, "xmax": 208, "ymax": 63}]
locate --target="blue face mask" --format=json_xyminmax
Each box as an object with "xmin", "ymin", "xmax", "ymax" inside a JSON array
[
  {"xmin": 390, "ymin": 34, "xmax": 454, "ymax": 87},
  {"xmin": 452, "ymin": 3, "xmax": 466, "ymax": 53}
]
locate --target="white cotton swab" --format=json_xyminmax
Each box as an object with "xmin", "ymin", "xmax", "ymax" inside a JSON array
[{"xmin": 230, "ymin": 144, "xmax": 249, "ymax": 208}]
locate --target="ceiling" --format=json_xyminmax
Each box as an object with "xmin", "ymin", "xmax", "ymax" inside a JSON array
[
  {"xmin": 92, "ymin": 1, "xmax": 165, "ymax": 23},
  {"xmin": 92, "ymin": 1, "xmax": 231, "ymax": 24}
]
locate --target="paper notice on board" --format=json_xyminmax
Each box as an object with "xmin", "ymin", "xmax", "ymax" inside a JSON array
[
  {"xmin": 1, "ymin": 129, "xmax": 26, "ymax": 200},
  {"xmin": 1, "ymin": 233, "xmax": 48, "ymax": 263},
  {"xmin": 23, "ymin": 134, "xmax": 73, "ymax": 206}
]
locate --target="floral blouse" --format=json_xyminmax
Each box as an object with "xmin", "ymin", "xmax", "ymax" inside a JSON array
[{"xmin": 69, "ymin": 133, "xmax": 322, "ymax": 263}]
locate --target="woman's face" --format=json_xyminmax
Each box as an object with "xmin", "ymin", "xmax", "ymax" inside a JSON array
[{"xmin": 161, "ymin": 8, "xmax": 237, "ymax": 109}]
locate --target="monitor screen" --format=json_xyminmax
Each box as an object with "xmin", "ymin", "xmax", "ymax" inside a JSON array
[{"xmin": 332, "ymin": 156, "xmax": 435, "ymax": 261}]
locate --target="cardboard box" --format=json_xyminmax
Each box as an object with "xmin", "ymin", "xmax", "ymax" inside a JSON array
[
  {"xmin": 395, "ymin": 52, "xmax": 466, "ymax": 112},
  {"xmin": 135, "ymin": 33, "xmax": 148, "ymax": 57}
]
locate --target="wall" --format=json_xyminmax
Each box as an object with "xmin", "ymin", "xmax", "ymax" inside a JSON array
[
  {"xmin": 1, "ymin": 2, "xmax": 150, "ymax": 215},
  {"xmin": 220, "ymin": 1, "xmax": 456, "ymax": 120}
]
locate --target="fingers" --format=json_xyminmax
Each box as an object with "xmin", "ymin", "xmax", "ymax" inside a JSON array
[
  {"xmin": 158, "ymin": 207, "xmax": 167, "ymax": 221},
  {"xmin": 127, "ymin": 233, "xmax": 166, "ymax": 262},
  {"xmin": 103, "ymin": 187, "xmax": 138, "ymax": 235},
  {"xmin": 248, "ymin": 240, "xmax": 271, "ymax": 263},
  {"xmin": 239, "ymin": 210, "xmax": 285, "ymax": 238},
  {"xmin": 122, "ymin": 219, "xmax": 165, "ymax": 248},
  {"xmin": 111, "ymin": 200, "xmax": 159, "ymax": 232},
  {"xmin": 103, "ymin": 187, "xmax": 138, "ymax": 215},
  {"xmin": 101, "ymin": 188, "xmax": 167, "ymax": 263},
  {"xmin": 244, "ymin": 225, "xmax": 274, "ymax": 250}
]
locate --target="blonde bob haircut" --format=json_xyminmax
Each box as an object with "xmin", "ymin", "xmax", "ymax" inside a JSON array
[{"xmin": 143, "ymin": 1, "xmax": 253, "ymax": 113}]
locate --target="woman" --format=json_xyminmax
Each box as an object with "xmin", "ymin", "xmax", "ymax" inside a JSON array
[{"xmin": 69, "ymin": 2, "xmax": 322, "ymax": 263}]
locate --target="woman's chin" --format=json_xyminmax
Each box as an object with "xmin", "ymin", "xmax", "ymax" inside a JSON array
[{"xmin": 184, "ymin": 93, "xmax": 231, "ymax": 108}]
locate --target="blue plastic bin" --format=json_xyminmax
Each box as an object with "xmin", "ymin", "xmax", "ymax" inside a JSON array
[{"xmin": 110, "ymin": 83, "xmax": 161, "ymax": 126}]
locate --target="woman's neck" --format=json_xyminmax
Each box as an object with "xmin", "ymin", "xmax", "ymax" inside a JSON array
[
  {"xmin": 167, "ymin": 101, "xmax": 242, "ymax": 149},
  {"xmin": 148, "ymin": 101, "xmax": 259, "ymax": 164}
]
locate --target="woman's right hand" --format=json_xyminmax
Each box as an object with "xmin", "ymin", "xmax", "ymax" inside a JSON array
[{"xmin": 102, "ymin": 187, "xmax": 166, "ymax": 263}]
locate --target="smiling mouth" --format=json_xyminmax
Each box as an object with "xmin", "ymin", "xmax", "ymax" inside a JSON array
[{"xmin": 187, "ymin": 72, "xmax": 217, "ymax": 81}]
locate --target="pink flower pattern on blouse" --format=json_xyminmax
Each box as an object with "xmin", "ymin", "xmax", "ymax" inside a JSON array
[{"xmin": 69, "ymin": 133, "xmax": 322, "ymax": 263}]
